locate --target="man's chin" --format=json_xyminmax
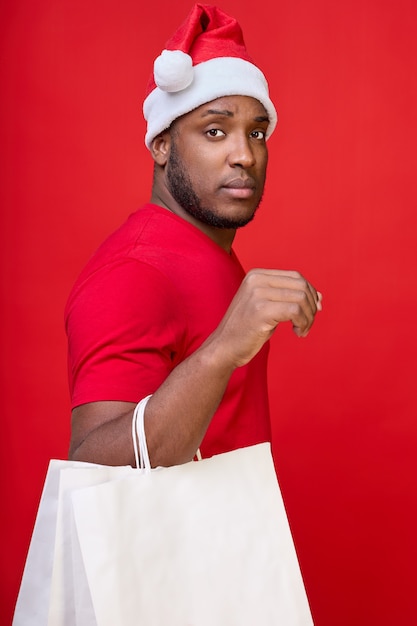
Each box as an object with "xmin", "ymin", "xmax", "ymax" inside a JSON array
[{"xmin": 184, "ymin": 203, "xmax": 259, "ymax": 230}]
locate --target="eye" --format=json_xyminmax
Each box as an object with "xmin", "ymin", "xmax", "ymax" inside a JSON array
[
  {"xmin": 205, "ymin": 128, "xmax": 226, "ymax": 138},
  {"xmin": 250, "ymin": 130, "xmax": 266, "ymax": 140}
]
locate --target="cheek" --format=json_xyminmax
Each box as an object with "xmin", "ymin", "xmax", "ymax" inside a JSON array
[
  {"xmin": 188, "ymin": 159, "xmax": 216, "ymax": 193},
  {"xmin": 257, "ymin": 157, "xmax": 268, "ymax": 188},
  {"xmin": 257, "ymin": 148, "xmax": 268, "ymax": 172}
]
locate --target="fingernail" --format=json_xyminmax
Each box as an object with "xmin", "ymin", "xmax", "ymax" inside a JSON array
[{"xmin": 317, "ymin": 291, "xmax": 323, "ymax": 311}]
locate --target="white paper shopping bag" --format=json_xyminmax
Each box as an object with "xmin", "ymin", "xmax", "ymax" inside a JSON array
[
  {"xmin": 71, "ymin": 441, "xmax": 314, "ymax": 626},
  {"xmin": 14, "ymin": 397, "xmax": 314, "ymax": 626},
  {"xmin": 12, "ymin": 460, "xmax": 87, "ymax": 626},
  {"xmin": 12, "ymin": 460, "xmax": 133, "ymax": 626},
  {"xmin": 47, "ymin": 463, "xmax": 133, "ymax": 626}
]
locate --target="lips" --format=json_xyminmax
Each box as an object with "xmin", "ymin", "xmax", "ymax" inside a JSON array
[{"xmin": 223, "ymin": 177, "xmax": 255, "ymax": 190}]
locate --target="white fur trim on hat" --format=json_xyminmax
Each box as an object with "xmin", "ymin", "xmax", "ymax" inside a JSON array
[{"xmin": 143, "ymin": 56, "xmax": 277, "ymax": 149}]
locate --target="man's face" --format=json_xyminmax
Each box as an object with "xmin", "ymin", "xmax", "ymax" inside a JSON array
[{"xmin": 165, "ymin": 96, "xmax": 269, "ymax": 229}]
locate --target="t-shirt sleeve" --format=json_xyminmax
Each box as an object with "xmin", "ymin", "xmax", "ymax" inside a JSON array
[{"xmin": 65, "ymin": 258, "xmax": 186, "ymax": 408}]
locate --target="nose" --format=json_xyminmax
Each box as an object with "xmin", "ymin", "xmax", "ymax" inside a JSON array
[{"xmin": 227, "ymin": 134, "xmax": 255, "ymax": 169}]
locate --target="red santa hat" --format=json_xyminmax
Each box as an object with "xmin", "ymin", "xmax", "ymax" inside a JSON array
[{"xmin": 143, "ymin": 3, "xmax": 277, "ymax": 148}]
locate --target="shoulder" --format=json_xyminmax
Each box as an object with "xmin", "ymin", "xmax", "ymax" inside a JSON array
[{"xmin": 65, "ymin": 257, "xmax": 180, "ymax": 327}]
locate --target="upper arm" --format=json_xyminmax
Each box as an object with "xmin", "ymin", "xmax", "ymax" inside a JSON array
[{"xmin": 69, "ymin": 400, "xmax": 137, "ymax": 464}]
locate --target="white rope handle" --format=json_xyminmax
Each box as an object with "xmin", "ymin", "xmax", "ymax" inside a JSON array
[
  {"xmin": 132, "ymin": 395, "xmax": 152, "ymax": 472},
  {"xmin": 132, "ymin": 394, "xmax": 203, "ymax": 470}
]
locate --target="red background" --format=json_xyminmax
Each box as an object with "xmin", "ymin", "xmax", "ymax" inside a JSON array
[{"xmin": 1, "ymin": 1, "xmax": 416, "ymax": 624}]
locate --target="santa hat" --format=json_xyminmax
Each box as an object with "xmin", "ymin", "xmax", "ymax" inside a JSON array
[{"xmin": 143, "ymin": 3, "xmax": 277, "ymax": 149}]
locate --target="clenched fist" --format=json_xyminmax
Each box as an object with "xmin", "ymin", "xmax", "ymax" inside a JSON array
[{"xmin": 211, "ymin": 269, "xmax": 322, "ymax": 369}]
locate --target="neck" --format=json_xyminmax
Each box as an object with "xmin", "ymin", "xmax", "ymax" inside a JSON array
[{"xmin": 150, "ymin": 189, "xmax": 236, "ymax": 253}]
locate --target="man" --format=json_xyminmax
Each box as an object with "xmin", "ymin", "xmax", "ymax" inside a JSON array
[{"xmin": 65, "ymin": 4, "xmax": 322, "ymax": 469}]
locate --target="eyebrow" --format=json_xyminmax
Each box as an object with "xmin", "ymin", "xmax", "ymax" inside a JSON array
[
  {"xmin": 202, "ymin": 109, "xmax": 233, "ymax": 118},
  {"xmin": 201, "ymin": 109, "xmax": 270, "ymax": 124}
]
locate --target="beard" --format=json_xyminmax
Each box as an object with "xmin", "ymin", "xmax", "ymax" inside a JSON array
[{"xmin": 166, "ymin": 139, "xmax": 262, "ymax": 229}]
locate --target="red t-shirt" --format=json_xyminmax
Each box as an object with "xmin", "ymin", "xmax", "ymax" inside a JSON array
[{"xmin": 65, "ymin": 204, "xmax": 271, "ymax": 458}]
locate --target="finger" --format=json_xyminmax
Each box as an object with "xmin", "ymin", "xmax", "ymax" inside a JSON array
[
  {"xmin": 288, "ymin": 303, "xmax": 315, "ymax": 336},
  {"xmin": 261, "ymin": 298, "xmax": 314, "ymax": 336},
  {"xmin": 293, "ymin": 291, "xmax": 323, "ymax": 336},
  {"xmin": 244, "ymin": 270, "xmax": 322, "ymax": 325},
  {"xmin": 316, "ymin": 291, "xmax": 323, "ymax": 311},
  {"xmin": 259, "ymin": 270, "xmax": 319, "ymax": 314},
  {"xmin": 262, "ymin": 269, "xmax": 321, "ymax": 296},
  {"xmin": 267, "ymin": 279, "xmax": 318, "ymax": 320}
]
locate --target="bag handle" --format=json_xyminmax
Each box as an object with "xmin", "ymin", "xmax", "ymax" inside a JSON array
[
  {"xmin": 132, "ymin": 395, "xmax": 152, "ymax": 472},
  {"xmin": 132, "ymin": 395, "xmax": 203, "ymax": 471}
]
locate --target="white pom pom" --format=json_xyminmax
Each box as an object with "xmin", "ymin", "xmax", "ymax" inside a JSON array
[{"xmin": 154, "ymin": 50, "xmax": 194, "ymax": 93}]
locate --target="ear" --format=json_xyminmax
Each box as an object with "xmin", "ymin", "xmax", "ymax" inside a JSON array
[{"xmin": 150, "ymin": 131, "xmax": 171, "ymax": 166}]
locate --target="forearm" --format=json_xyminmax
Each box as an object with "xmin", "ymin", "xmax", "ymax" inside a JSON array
[{"xmin": 144, "ymin": 336, "xmax": 235, "ymax": 467}]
